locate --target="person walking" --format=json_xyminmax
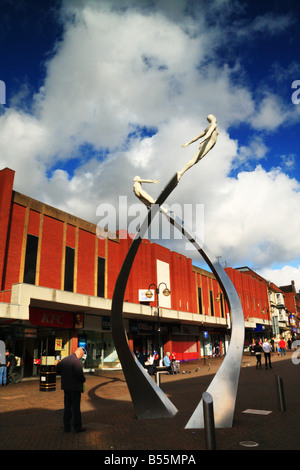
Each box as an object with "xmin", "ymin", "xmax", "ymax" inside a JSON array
[
  {"xmin": 254, "ymin": 340, "xmax": 262, "ymax": 369},
  {"xmin": 279, "ymin": 338, "xmax": 286, "ymax": 357},
  {"xmin": 262, "ymin": 339, "xmax": 272, "ymax": 369},
  {"xmin": 56, "ymin": 347, "xmax": 86, "ymax": 433}
]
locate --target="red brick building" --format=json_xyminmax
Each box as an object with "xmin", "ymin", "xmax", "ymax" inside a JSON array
[{"xmin": 225, "ymin": 267, "xmax": 272, "ymax": 344}]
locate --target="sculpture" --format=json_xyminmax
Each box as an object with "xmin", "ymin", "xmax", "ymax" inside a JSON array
[
  {"xmin": 111, "ymin": 115, "xmax": 244, "ymax": 427},
  {"xmin": 133, "ymin": 176, "xmax": 159, "ymax": 208},
  {"xmin": 177, "ymin": 114, "xmax": 218, "ymax": 181}
]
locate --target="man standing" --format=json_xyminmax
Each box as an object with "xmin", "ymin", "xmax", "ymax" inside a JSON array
[
  {"xmin": 279, "ymin": 338, "xmax": 286, "ymax": 357},
  {"xmin": 262, "ymin": 339, "xmax": 272, "ymax": 370},
  {"xmin": 56, "ymin": 347, "xmax": 86, "ymax": 433}
]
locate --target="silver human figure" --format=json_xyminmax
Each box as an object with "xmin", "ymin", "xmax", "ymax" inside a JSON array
[
  {"xmin": 133, "ymin": 176, "xmax": 159, "ymax": 208},
  {"xmin": 177, "ymin": 114, "xmax": 218, "ymax": 181}
]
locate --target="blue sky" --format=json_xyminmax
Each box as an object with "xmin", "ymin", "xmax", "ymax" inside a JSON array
[{"xmin": 1, "ymin": 0, "xmax": 300, "ymax": 289}]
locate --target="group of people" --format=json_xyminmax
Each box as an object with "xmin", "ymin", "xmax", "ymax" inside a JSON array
[
  {"xmin": 0, "ymin": 348, "xmax": 17, "ymax": 386},
  {"xmin": 253, "ymin": 339, "xmax": 273, "ymax": 369},
  {"xmin": 144, "ymin": 351, "xmax": 179, "ymax": 375},
  {"xmin": 163, "ymin": 351, "xmax": 179, "ymax": 374},
  {"xmin": 252, "ymin": 337, "xmax": 290, "ymax": 370},
  {"xmin": 144, "ymin": 352, "xmax": 160, "ymax": 375}
]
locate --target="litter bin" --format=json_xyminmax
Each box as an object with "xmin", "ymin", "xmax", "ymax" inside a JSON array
[{"xmin": 40, "ymin": 365, "xmax": 56, "ymax": 392}]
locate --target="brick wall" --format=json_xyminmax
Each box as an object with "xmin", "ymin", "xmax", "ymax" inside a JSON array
[{"xmin": 0, "ymin": 168, "xmax": 15, "ymax": 290}]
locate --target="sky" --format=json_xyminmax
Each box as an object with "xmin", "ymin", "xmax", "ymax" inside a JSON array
[{"xmin": 1, "ymin": 0, "xmax": 300, "ymax": 290}]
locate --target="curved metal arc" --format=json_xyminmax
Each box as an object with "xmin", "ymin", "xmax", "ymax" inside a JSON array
[
  {"xmin": 111, "ymin": 170, "xmax": 244, "ymax": 426},
  {"xmin": 111, "ymin": 174, "xmax": 179, "ymax": 419},
  {"xmin": 161, "ymin": 208, "xmax": 245, "ymax": 428}
]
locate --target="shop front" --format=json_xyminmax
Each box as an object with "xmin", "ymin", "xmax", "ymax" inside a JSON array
[
  {"xmin": 130, "ymin": 320, "xmax": 165, "ymax": 364},
  {"xmin": 75, "ymin": 313, "xmax": 124, "ymax": 370},
  {"xmin": 0, "ymin": 307, "xmax": 74, "ymax": 378},
  {"xmin": 199, "ymin": 328, "xmax": 228, "ymax": 358},
  {"xmin": 169, "ymin": 324, "xmax": 200, "ymax": 361},
  {"xmin": 129, "ymin": 320, "xmax": 202, "ymax": 363}
]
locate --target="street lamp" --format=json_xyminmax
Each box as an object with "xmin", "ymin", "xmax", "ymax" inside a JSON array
[{"xmin": 145, "ymin": 282, "xmax": 171, "ymax": 364}]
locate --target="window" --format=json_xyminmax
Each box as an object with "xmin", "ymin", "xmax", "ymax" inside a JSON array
[
  {"xmin": 219, "ymin": 293, "xmax": 225, "ymax": 318},
  {"xmin": 97, "ymin": 257, "xmax": 105, "ymax": 297},
  {"xmin": 210, "ymin": 290, "xmax": 214, "ymax": 316},
  {"xmin": 23, "ymin": 234, "xmax": 38, "ymax": 284},
  {"xmin": 64, "ymin": 246, "xmax": 74, "ymax": 292},
  {"xmin": 198, "ymin": 287, "xmax": 203, "ymax": 315}
]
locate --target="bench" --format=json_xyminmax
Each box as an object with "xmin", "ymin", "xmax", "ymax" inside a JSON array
[{"xmin": 154, "ymin": 366, "xmax": 170, "ymax": 386}]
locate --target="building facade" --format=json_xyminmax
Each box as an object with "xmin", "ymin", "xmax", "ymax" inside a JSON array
[
  {"xmin": 279, "ymin": 281, "xmax": 300, "ymax": 342},
  {"xmin": 0, "ymin": 168, "xmax": 299, "ymax": 378}
]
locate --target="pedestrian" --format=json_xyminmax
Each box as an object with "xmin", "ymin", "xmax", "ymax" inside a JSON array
[
  {"xmin": 214, "ymin": 341, "xmax": 220, "ymax": 357},
  {"xmin": 56, "ymin": 347, "xmax": 86, "ymax": 433},
  {"xmin": 0, "ymin": 350, "xmax": 7, "ymax": 386},
  {"xmin": 279, "ymin": 338, "xmax": 286, "ymax": 357},
  {"xmin": 6, "ymin": 349, "xmax": 16, "ymax": 383},
  {"xmin": 253, "ymin": 340, "xmax": 262, "ymax": 369},
  {"xmin": 262, "ymin": 339, "xmax": 272, "ymax": 369}
]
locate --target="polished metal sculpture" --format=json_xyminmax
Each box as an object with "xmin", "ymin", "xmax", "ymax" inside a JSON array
[{"xmin": 111, "ymin": 115, "xmax": 244, "ymax": 426}]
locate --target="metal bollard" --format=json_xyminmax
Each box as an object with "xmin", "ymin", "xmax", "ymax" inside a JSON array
[
  {"xmin": 202, "ymin": 392, "xmax": 217, "ymax": 450},
  {"xmin": 275, "ymin": 375, "xmax": 286, "ymax": 412}
]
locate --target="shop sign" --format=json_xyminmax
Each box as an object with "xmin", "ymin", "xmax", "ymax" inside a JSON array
[
  {"xmin": 139, "ymin": 289, "xmax": 154, "ymax": 302},
  {"xmin": 130, "ymin": 321, "xmax": 154, "ymax": 333},
  {"xmin": 24, "ymin": 328, "xmax": 37, "ymax": 338},
  {"xmin": 253, "ymin": 324, "xmax": 265, "ymax": 332},
  {"xmin": 102, "ymin": 316, "xmax": 111, "ymax": 331},
  {"xmin": 78, "ymin": 335, "xmax": 87, "ymax": 351},
  {"xmin": 55, "ymin": 339, "xmax": 63, "ymax": 350},
  {"xmin": 74, "ymin": 313, "xmax": 84, "ymax": 328},
  {"xmin": 138, "ymin": 322, "xmax": 154, "ymax": 332},
  {"xmin": 29, "ymin": 308, "xmax": 74, "ymax": 328}
]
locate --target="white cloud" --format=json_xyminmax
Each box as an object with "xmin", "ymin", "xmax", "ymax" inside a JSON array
[
  {"xmin": 204, "ymin": 165, "xmax": 300, "ymax": 268},
  {"xmin": 258, "ymin": 265, "xmax": 300, "ymax": 293},
  {"xmin": 250, "ymin": 93, "xmax": 290, "ymax": 131},
  {"xmin": 1, "ymin": 0, "xmax": 300, "ymax": 282}
]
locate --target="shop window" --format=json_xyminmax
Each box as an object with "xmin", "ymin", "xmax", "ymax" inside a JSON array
[
  {"xmin": 97, "ymin": 257, "xmax": 105, "ymax": 297},
  {"xmin": 23, "ymin": 234, "xmax": 38, "ymax": 284},
  {"xmin": 64, "ymin": 246, "xmax": 74, "ymax": 292}
]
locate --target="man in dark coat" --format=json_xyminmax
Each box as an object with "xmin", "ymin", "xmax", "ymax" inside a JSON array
[{"xmin": 56, "ymin": 347, "xmax": 86, "ymax": 433}]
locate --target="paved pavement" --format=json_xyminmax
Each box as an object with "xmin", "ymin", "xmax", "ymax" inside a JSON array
[{"xmin": 0, "ymin": 351, "xmax": 299, "ymax": 453}]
